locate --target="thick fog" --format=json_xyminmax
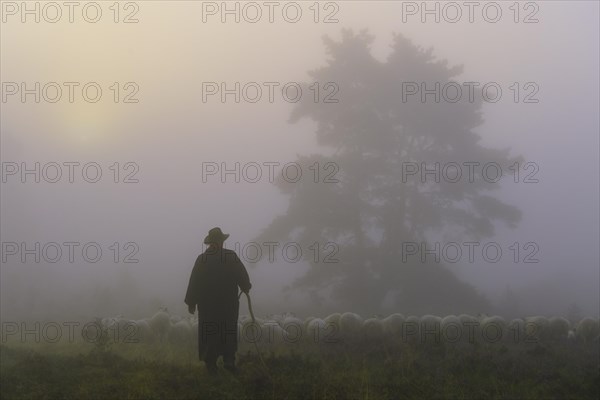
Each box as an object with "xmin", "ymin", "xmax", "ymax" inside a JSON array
[{"xmin": 1, "ymin": 1, "xmax": 598, "ymax": 324}]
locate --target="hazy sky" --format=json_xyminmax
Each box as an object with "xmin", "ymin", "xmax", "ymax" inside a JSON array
[{"xmin": 1, "ymin": 1, "xmax": 598, "ymax": 320}]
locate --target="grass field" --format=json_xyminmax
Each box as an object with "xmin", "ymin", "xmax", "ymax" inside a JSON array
[{"xmin": 1, "ymin": 339, "xmax": 598, "ymax": 399}]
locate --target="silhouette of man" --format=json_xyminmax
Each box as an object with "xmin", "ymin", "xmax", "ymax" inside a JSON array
[{"xmin": 185, "ymin": 227, "xmax": 251, "ymax": 374}]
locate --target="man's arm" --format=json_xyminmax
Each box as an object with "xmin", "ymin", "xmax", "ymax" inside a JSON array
[
  {"xmin": 235, "ymin": 253, "xmax": 252, "ymax": 293},
  {"xmin": 184, "ymin": 258, "xmax": 201, "ymax": 314}
]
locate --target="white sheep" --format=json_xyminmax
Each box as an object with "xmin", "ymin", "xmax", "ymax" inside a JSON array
[
  {"xmin": 440, "ymin": 315, "xmax": 462, "ymax": 343},
  {"xmin": 281, "ymin": 316, "xmax": 304, "ymax": 344},
  {"xmin": 191, "ymin": 318, "xmax": 199, "ymax": 343},
  {"xmin": 524, "ymin": 316, "xmax": 550, "ymax": 342},
  {"xmin": 101, "ymin": 316, "xmax": 116, "ymax": 329},
  {"xmin": 99, "ymin": 315, "xmax": 124, "ymax": 335},
  {"xmin": 506, "ymin": 318, "xmax": 525, "ymax": 343},
  {"xmin": 382, "ymin": 313, "xmax": 405, "ymax": 339},
  {"xmin": 105, "ymin": 316, "xmax": 134, "ymax": 344},
  {"xmin": 402, "ymin": 315, "xmax": 421, "ymax": 344},
  {"xmin": 547, "ymin": 317, "xmax": 570, "ymax": 341},
  {"xmin": 169, "ymin": 318, "xmax": 192, "ymax": 344},
  {"xmin": 82, "ymin": 317, "xmax": 105, "ymax": 343},
  {"xmin": 317, "ymin": 313, "xmax": 341, "ymax": 343},
  {"xmin": 457, "ymin": 314, "xmax": 481, "ymax": 344},
  {"xmin": 306, "ymin": 318, "xmax": 326, "ymax": 343},
  {"xmin": 567, "ymin": 329, "xmax": 576, "ymax": 344},
  {"xmin": 283, "ymin": 315, "xmax": 303, "ymax": 328},
  {"xmin": 238, "ymin": 315, "xmax": 252, "ymax": 331},
  {"xmin": 419, "ymin": 315, "xmax": 442, "ymax": 345},
  {"xmin": 239, "ymin": 317, "xmax": 263, "ymax": 345},
  {"xmin": 238, "ymin": 315, "xmax": 252, "ymax": 326},
  {"xmin": 259, "ymin": 319, "xmax": 277, "ymax": 339},
  {"xmin": 260, "ymin": 320, "xmax": 288, "ymax": 346},
  {"xmin": 130, "ymin": 319, "xmax": 154, "ymax": 344},
  {"xmin": 480, "ymin": 316, "xmax": 507, "ymax": 344},
  {"xmin": 303, "ymin": 316, "xmax": 316, "ymax": 330},
  {"xmin": 458, "ymin": 314, "xmax": 477, "ymax": 324},
  {"xmin": 339, "ymin": 312, "xmax": 363, "ymax": 340},
  {"xmin": 324, "ymin": 313, "xmax": 342, "ymax": 328},
  {"xmin": 265, "ymin": 313, "xmax": 285, "ymax": 327},
  {"xmin": 575, "ymin": 317, "xmax": 600, "ymax": 343},
  {"xmin": 363, "ymin": 318, "xmax": 385, "ymax": 341},
  {"xmin": 148, "ymin": 308, "xmax": 171, "ymax": 342}
]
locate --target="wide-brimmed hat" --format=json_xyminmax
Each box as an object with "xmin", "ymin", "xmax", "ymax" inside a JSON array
[{"xmin": 204, "ymin": 227, "xmax": 230, "ymax": 244}]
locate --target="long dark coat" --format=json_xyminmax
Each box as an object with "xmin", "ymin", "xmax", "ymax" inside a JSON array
[{"xmin": 184, "ymin": 247, "xmax": 251, "ymax": 360}]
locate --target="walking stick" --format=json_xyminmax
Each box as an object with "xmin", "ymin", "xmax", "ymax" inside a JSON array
[{"xmin": 239, "ymin": 291, "xmax": 273, "ymax": 381}]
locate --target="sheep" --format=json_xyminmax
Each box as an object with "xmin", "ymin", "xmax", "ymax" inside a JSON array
[
  {"xmin": 281, "ymin": 316, "xmax": 304, "ymax": 344},
  {"xmin": 324, "ymin": 313, "xmax": 342, "ymax": 328},
  {"xmin": 524, "ymin": 316, "xmax": 550, "ymax": 342},
  {"xmin": 98, "ymin": 315, "xmax": 126, "ymax": 339},
  {"xmin": 419, "ymin": 315, "xmax": 442, "ymax": 345},
  {"xmin": 130, "ymin": 319, "xmax": 154, "ymax": 344},
  {"xmin": 142, "ymin": 319, "xmax": 157, "ymax": 342},
  {"xmin": 273, "ymin": 322, "xmax": 291, "ymax": 346},
  {"xmin": 506, "ymin": 318, "xmax": 525, "ymax": 344},
  {"xmin": 148, "ymin": 308, "xmax": 171, "ymax": 342},
  {"xmin": 458, "ymin": 314, "xmax": 477, "ymax": 324},
  {"xmin": 238, "ymin": 315, "xmax": 252, "ymax": 329},
  {"xmin": 283, "ymin": 315, "xmax": 303, "ymax": 328},
  {"xmin": 382, "ymin": 313, "xmax": 405, "ymax": 339},
  {"xmin": 479, "ymin": 316, "xmax": 507, "ymax": 344},
  {"xmin": 315, "ymin": 313, "xmax": 341, "ymax": 343},
  {"xmin": 339, "ymin": 312, "xmax": 363, "ymax": 340},
  {"xmin": 567, "ymin": 329, "xmax": 576, "ymax": 345},
  {"xmin": 191, "ymin": 318, "xmax": 199, "ymax": 343},
  {"xmin": 440, "ymin": 315, "xmax": 462, "ymax": 343},
  {"xmin": 104, "ymin": 316, "xmax": 135, "ymax": 344},
  {"xmin": 265, "ymin": 313, "xmax": 284, "ymax": 327},
  {"xmin": 363, "ymin": 318, "xmax": 384, "ymax": 341},
  {"xmin": 457, "ymin": 314, "xmax": 480, "ymax": 344},
  {"xmin": 303, "ymin": 316, "xmax": 316, "ymax": 330},
  {"xmin": 259, "ymin": 320, "xmax": 277, "ymax": 340},
  {"xmin": 169, "ymin": 318, "xmax": 192, "ymax": 344},
  {"xmin": 82, "ymin": 317, "xmax": 106, "ymax": 343},
  {"xmin": 239, "ymin": 317, "xmax": 263, "ymax": 345},
  {"xmin": 306, "ymin": 318, "xmax": 326, "ymax": 343},
  {"xmin": 547, "ymin": 317, "xmax": 570, "ymax": 341},
  {"xmin": 260, "ymin": 320, "xmax": 288, "ymax": 346},
  {"xmin": 402, "ymin": 315, "xmax": 420, "ymax": 344},
  {"xmin": 242, "ymin": 316, "xmax": 263, "ymax": 328},
  {"xmin": 238, "ymin": 315, "xmax": 252, "ymax": 326},
  {"xmin": 101, "ymin": 316, "xmax": 116, "ymax": 329},
  {"xmin": 130, "ymin": 310, "xmax": 600, "ymax": 348},
  {"xmin": 575, "ymin": 317, "xmax": 600, "ymax": 343},
  {"xmin": 266, "ymin": 312, "xmax": 296, "ymax": 327},
  {"xmin": 89, "ymin": 315, "xmax": 126, "ymax": 343}
]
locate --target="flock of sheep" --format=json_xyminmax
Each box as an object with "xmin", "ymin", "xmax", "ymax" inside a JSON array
[{"xmin": 91, "ymin": 308, "xmax": 600, "ymax": 349}]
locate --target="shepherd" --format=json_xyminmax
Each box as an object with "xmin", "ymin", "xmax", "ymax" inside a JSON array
[{"xmin": 185, "ymin": 227, "xmax": 252, "ymax": 374}]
